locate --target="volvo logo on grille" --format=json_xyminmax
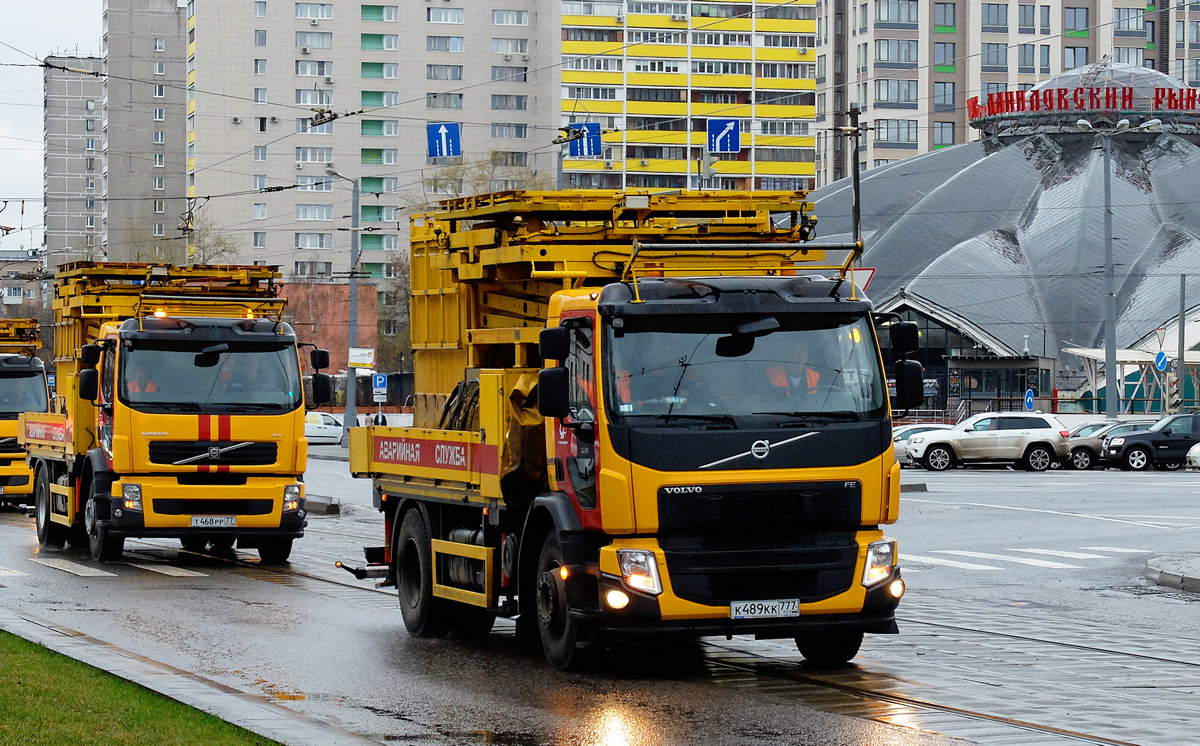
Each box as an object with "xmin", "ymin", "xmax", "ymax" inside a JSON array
[
  {"xmin": 663, "ymin": 486, "xmax": 703, "ymax": 494},
  {"xmin": 208, "ymin": 447, "xmax": 222, "ymax": 460},
  {"xmin": 750, "ymin": 440, "xmax": 771, "ymax": 460}
]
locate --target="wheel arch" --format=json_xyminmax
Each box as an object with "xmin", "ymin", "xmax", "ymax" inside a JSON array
[{"xmin": 516, "ymin": 493, "xmax": 583, "ymax": 611}]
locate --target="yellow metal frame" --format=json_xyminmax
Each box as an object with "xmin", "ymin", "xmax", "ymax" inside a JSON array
[{"xmin": 430, "ymin": 539, "xmax": 496, "ymax": 607}]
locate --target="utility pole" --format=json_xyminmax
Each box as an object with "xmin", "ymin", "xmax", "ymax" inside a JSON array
[
  {"xmin": 326, "ymin": 167, "xmax": 360, "ymax": 446},
  {"xmin": 1179, "ymin": 274, "xmax": 1187, "ymax": 410},
  {"xmin": 833, "ymin": 104, "xmax": 870, "ymax": 261}
]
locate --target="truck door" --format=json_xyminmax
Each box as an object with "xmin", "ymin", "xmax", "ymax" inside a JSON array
[{"xmin": 552, "ymin": 320, "xmax": 597, "ymax": 509}]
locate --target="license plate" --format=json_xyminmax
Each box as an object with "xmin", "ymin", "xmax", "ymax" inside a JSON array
[
  {"xmin": 191, "ymin": 515, "xmax": 236, "ymax": 528},
  {"xmin": 730, "ymin": 598, "xmax": 800, "ymax": 619}
]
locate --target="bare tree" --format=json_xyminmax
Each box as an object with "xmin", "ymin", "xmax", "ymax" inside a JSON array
[
  {"xmin": 374, "ymin": 250, "xmax": 411, "ymax": 372},
  {"xmin": 188, "ymin": 211, "xmax": 242, "ymax": 265},
  {"xmin": 401, "ymin": 153, "xmax": 554, "ymax": 213}
]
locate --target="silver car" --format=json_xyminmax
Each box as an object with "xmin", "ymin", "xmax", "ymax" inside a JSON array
[
  {"xmin": 892, "ymin": 423, "xmax": 952, "ymax": 466},
  {"xmin": 1065, "ymin": 420, "xmax": 1154, "ymax": 470},
  {"xmin": 907, "ymin": 412, "xmax": 1071, "ymax": 472}
]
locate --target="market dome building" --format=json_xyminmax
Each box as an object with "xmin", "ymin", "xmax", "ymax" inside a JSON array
[{"xmin": 810, "ymin": 62, "xmax": 1200, "ymax": 414}]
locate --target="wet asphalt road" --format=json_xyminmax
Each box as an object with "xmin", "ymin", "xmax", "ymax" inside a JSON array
[{"xmin": 1, "ymin": 457, "xmax": 1199, "ymax": 744}]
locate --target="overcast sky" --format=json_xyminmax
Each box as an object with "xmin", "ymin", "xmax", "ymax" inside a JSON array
[{"xmin": 0, "ymin": 2, "xmax": 101, "ymax": 253}]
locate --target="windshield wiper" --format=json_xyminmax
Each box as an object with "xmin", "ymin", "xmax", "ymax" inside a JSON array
[
  {"xmin": 752, "ymin": 411, "xmax": 862, "ymax": 423},
  {"xmin": 637, "ymin": 413, "xmax": 738, "ymax": 428},
  {"xmin": 224, "ymin": 403, "xmax": 284, "ymax": 411},
  {"xmin": 149, "ymin": 402, "xmax": 203, "ymax": 412}
]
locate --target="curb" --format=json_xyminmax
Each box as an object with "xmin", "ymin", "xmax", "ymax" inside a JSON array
[
  {"xmin": 305, "ymin": 495, "xmax": 340, "ymax": 515},
  {"xmin": 900, "ymin": 483, "xmax": 928, "ymax": 493},
  {"xmin": 0, "ymin": 607, "xmax": 382, "ymax": 746},
  {"xmin": 308, "ymin": 453, "xmax": 349, "ymax": 463},
  {"xmin": 1145, "ymin": 555, "xmax": 1200, "ymax": 592}
]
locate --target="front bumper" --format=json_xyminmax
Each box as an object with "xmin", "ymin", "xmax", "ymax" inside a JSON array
[
  {"xmin": 0, "ymin": 453, "xmax": 33, "ymax": 497},
  {"xmin": 98, "ymin": 475, "xmax": 306, "ymax": 539}
]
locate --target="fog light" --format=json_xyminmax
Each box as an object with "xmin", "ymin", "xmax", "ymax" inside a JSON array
[
  {"xmin": 863, "ymin": 539, "xmax": 897, "ymax": 587},
  {"xmin": 283, "ymin": 500, "xmax": 300, "ymax": 511},
  {"xmin": 121, "ymin": 483, "xmax": 142, "ymax": 511},
  {"xmin": 113, "ymin": 508, "xmax": 123, "ymax": 518},
  {"xmin": 889, "ymin": 579, "xmax": 905, "ymax": 599},
  {"xmin": 605, "ymin": 589, "xmax": 630, "ymax": 609}
]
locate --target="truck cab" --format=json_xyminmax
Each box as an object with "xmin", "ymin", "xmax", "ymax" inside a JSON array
[{"xmin": 0, "ymin": 353, "xmax": 48, "ymax": 505}]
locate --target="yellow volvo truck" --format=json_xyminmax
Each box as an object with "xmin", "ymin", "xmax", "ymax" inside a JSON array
[
  {"xmin": 22, "ymin": 263, "xmax": 331, "ymax": 563},
  {"xmin": 345, "ymin": 191, "xmax": 923, "ymax": 669},
  {"xmin": 0, "ymin": 319, "xmax": 49, "ymax": 507}
]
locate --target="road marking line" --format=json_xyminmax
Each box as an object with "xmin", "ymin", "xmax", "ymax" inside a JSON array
[
  {"xmin": 0, "ymin": 566, "xmax": 27, "ymax": 576},
  {"xmin": 29, "ymin": 558, "xmax": 117, "ymax": 577},
  {"xmin": 903, "ymin": 553, "xmax": 1003, "ymax": 571},
  {"xmin": 904, "ymin": 498, "xmax": 1177, "ymax": 529},
  {"xmin": 125, "ymin": 563, "xmax": 208, "ymax": 578},
  {"xmin": 1005, "ymin": 548, "xmax": 1108, "ymax": 560},
  {"xmin": 1079, "ymin": 546, "xmax": 1153, "ymax": 553},
  {"xmin": 933, "ymin": 550, "xmax": 1080, "ymax": 569}
]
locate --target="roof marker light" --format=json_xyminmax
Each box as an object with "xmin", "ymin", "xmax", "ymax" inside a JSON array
[{"xmin": 152, "ymin": 308, "xmax": 167, "ymax": 318}]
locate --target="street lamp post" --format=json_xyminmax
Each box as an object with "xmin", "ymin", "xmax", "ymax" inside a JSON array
[
  {"xmin": 326, "ymin": 167, "xmax": 360, "ymax": 446},
  {"xmin": 1076, "ymin": 118, "xmax": 1161, "ymax": 417}
]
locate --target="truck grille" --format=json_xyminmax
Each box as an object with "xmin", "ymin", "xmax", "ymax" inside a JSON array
[
  {"xmin": 151, "ymin": 498, "xmax": 275, "ymax": 516},
  {"xmin": 656, "ymin": 481, "xmax": 863, "ymax": 604},
  {"xmin": 148, "ymin": 441, "xmax": 277, "ymax": 467},
  {"xmin": 0, "ymin": 437, "xmax": 22, "ymax": 454}
]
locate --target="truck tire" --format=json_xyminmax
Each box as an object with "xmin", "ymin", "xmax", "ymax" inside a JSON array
[
  {"xmin": 85, "ymin": 483, "xmax": 123, "ymax": 562},
  {"xmin": 1022, "ymin": 444, "xmax": 1053, "ymax": 472},
  {"xmin": 796, "ymin": 629, "xmax": 863, "ymax": 666},
  {"xmin": 395, "ymin": 509, "xmax": 451, "ymax": 637},
  {"xmin": 257, "ymin": 538, "xmax": 293, "ymax": 564},
  {"xmin": 452, "ymin": 607, "xmax": 496, "ymax": 637},
  {"xmin": 535, "ymin": 531, "xmax": 597, "ymax": 670},
  {"xmin": 1123, "ymin": 446, "xmax": 1151, "ymax": 471},
  {"xmin": 922, "ymin": 445, "xmax": 954, "ymax": 471},
  {"xmin": 209, "ymin": 536, "xmax": 236, "ymax": 552},
  {"xmin": 180, "ymin": 536, "xmax": 208, "ymax": 553},
  {"xmin": 34, "ymin": 465, "xmax": 66, "ymax": 549}
]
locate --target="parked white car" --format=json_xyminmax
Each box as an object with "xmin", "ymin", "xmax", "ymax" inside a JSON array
[
  {"xmin": 1186, "ymin": 441, "xmax": 1200, "ymax": 470},
  {"xmin": 892, "ymin": 423, "xmax": 953, "ymax": 466},
  {"xmin": 907, "ymin": 412, "xmax": 1071, "ymax": 472},
  {"xmin": 305, "ymin": 412, "xmax": 343, "ymax": 445}
]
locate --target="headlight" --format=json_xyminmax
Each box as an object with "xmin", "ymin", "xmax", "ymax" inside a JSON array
[
  {"xmin": 283, "ymin": 484, "xmax": 302, "ymax": 511},
  {"xmin": 909, "ymin": 436, "xmax": 924, "ymax": 445},
  {"xmin": 863, "ymin": 539, "xmax": 897, "ymax": 587},
  {"xmin": 617, "ymin": 548, "xmax": 662, "ymax": 595},
  {"xmin": 1110, "ymin": 437, "xmax": 1125, "ymax": 447},
  {"xmin": 121, "ymin": 483, "xmax": 142, "ymax": 511}
]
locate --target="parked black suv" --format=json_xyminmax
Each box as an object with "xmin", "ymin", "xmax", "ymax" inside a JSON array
[{"xmin": 1100, "ymin": 412, "xmax": 1200, "ymax": 471}]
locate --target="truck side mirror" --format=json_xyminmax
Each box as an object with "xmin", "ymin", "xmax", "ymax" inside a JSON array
[
  {"xmin": 78, "ymin": 368, "xmax": 99, "ymax": 402},
  {"xmin": 80, "ymin": 344, "xmax": 102, "ymax": 367},
  {"xmin": 310, "ymin": 373, "xmax": 332, "ymax": 406},
  {"xmin": 539, "ymin": 326, "xmax": 570, "ymax": 362},
  {"xmin": 893, "ymin": 360, "xmax": 924, "ymax": 410},
  {"xmin": 890, "ymin": 322, "xmax": 920, "ymax": 357},
  {"xmin": 310, "ymin": 348, "xmax": 330, "ymax": 370},
  {"xmin": 537, "ymin": 367, "xmax": 570, "ymax": 419}
]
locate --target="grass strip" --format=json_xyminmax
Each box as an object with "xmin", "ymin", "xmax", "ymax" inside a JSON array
[{"xmin": 0, "ymin": 630, "xmax": 282, "ymax": 746}]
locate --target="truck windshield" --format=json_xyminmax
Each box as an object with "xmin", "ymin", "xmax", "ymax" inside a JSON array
[
  {"xmin": 0, "ymin": 370, "xmax": 48, "ymax": 418},
  {"xmin": 604, "ymin": 313, "xmax": 886, "ymax": 425},
  {"xmin": 119, "ymin": 343, "xmax": 302, "ymax": 414}
]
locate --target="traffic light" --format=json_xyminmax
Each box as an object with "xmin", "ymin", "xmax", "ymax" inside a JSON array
[
  {"xmin": 1167, "ymin": 373, "xmax": 1182, "ymax": 412},
  {"xmin": 702, "ymin": 152, "xmax": 719, "ymax": 178}
]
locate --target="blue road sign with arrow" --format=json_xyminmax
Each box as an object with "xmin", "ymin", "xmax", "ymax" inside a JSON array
[
  {"xmin": 1155, "ymin": 351, "xmax": 1168, "ymax": 371},
  {"xmin": 426, "ymin": 122, "xmax": 462, "ymax": 157},
  {"xmin": 567, "ymin": 123, "xmax": 602, "ymax": 157},
  {"xmin": 1024, "ymin": 388, "xmax": 1036, "ymax": 411},
  {"xmin": 707, "ymin": 118, "xmax": 741, "ymax": 153}
]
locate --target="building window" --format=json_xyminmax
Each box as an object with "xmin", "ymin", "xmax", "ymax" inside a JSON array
[
  {"xmin": 490, "ymin": 94, "xmax": 528, "ymax": 110},
  {"xmin": 1064, "ymin": 7, "xmax": 1087, "ymax": 33},
  {"xmin": 254, "ymin": 29, "xmax": 267, "ymax": 45},
  {"xmin": 1064, "ymin": 46, "xmax": 1088, "ymax": 68},
  {"xmin": 1018, "ymin": 43, "xmax": 1035, "ymax": 68},
  {"xmin": 426, "ymin": 92, "xmax": 464, "ymax": 108},
  {"xmin": 295, "ymin": 31, "xmax": 333, "ymax": 47},
  {"xmin": 85, "ymin": 215, "xmax": 96, "ymax": 228},
  {"xmin": 153, "ymin": 84, "xmax": 165, "ymax": 97},
  {"xmin": 296, "ymin": 60, "xmax": 333, "ymax": 76},
  {"xmin": 1113, "ymin": 47, "xmax": 1143, "ymax": 65},
  {"xmin": 85, "ymin": 119, "xmax": 95, "ymax": 132},
  {"xmin": 297, "ymin": 175, "xmax": 333, "ymax": 190},
  {"xmin": 154, "ymin": 153, "xmax": 164, "ymax": 167},
  {"xmin": 153, "ymin": 130, "xmax": 165, "ymax": 144},
  {"xmin": 295, "ymin": 204, "xmax": 333, "ymax": 220},
  {"xmin": 1018, "ymin": 4, "xmax": 1034, "ymax": 31},
  {"xmin": 1039, "ymin": 4, "xmax": 1050, "ymax": 32},
  {"xmin": 1039, "ymin": 44, "xmax": 1051, "ymax": 72},
  {"xmin": 1114, "ymin": 7, "xmax": 1144, "ymax": 32},
  {"xmin": 427, "ymin": 7, "xmax": 464, "ymax": 23},
  {"xmin": 253, "ymin": 1, "xmax": 266, "ymax": 16},
  {"xmin": 153, "ymin": 61, "xmax": 165, "ymax": 75},
  {"xmin": 934, "ymin": 122, "xmax": 954, "ymax": 145},
  {"xmin": 492, "ymin": 9, "xmax": 528, "ymax": 24},
  {"xmin": 154, "ymin": 37, "xmax": 165, "ymax": 51},
  {"xmin": 294, "ymin": 261, "xmax": 333, "ymax": 277},
  {"xmin": 253, "ymin": 231, "xmax": 266, "ymax": 248},
  {"xmin": 295, "ymin": 89, "xmax": 332, "ymax": 105},
  {"xmin": 253, "ymin": 145, "xmax": 268, "ymax": 161},
  {"xmin": 875, "ymin": 119, "xmax": 918, "ymax": 143},
  {"xmin": 254, "ymin": 174, "xmax": 267, "ymax": 190},
  {"xmin": 933, "ymin": 81, "xmax": 955, "ymax": 106},
  {"xmin": 153, "ymin": 224, "xmax": 165, "ymax": 236},
  {"xmin": 491, "ymin": 37, "xmax": 528, "ymax": 54},
  {"xmin": 153, "ymin": 199, "xmax": 166, "ymax": 213},
  {"xmin": 491, "ymin": 122, "xmax": 528, "ymax": 138},
  {"xmin": 981, "ymin": 82, "xmax": 1008, "ymax": 98},
  {"xmin": 876, "ymin": 39, "xmax": 918, "ymax": 63},
  {"xmin": 254, "ymin": 58, "xmax": 267, "ymax": 75},
  {"xmin": 296, "ymin": 118, "xmax": 333, "ymax": 134},
  {"xmin": 254, "ymin": 88, "xmax": 268, "ymax": 103},
  {"xmin": 875, "ymin": 79, "xmax": 918, "ymax": 105},
  {"xmin": 491, "ymin": 66, "xmax": 527, "ymax": 82},
  {"xmin": 934, "ymin": 42, "xmax": 955, "ymax": 66},
  {"xmin": 294, "ymin": 234, "xmax": 333, "ymax": 250},
  {"xmin": 875, "ymin": 0, "xmax": 918, "ymax": 23},
  {"xmin": 980, "ymin": 3, "xmax": 1007, "ymax": 29},
  {"xmin": 934, "ymin": 2, "xmax": 955, "ymax": 27},
  {"xmin": 85, "ymin": 99, "xmax": 95, "ymax": 111},
  {"xmin": 153, "ymin": 107, "xmax": 165, "ymax": 121},
  {"xmin": 85, "ymin": 138, "xmax": 95, "ymax": 150},
  {"xmin": 253, "ymin": 203, "xmax": 267, "ymax": 220},
  {"xmin": 154, "ymin": 177, "xmax": 164, "ymax": 190},
  {"xmin": 981, "ymin": 43, "xmax": 1008, "ymax": 67},
  {"xmin": 295, "ymin": 146, "xmax": 334, "ymax": 163},
  {"xmin": 427, "ymin": 35, "xmax": 464, "ymax": 51},
  {"xmin": 295, "ymin": 3, "xmax": 334, "ymax": 19}
]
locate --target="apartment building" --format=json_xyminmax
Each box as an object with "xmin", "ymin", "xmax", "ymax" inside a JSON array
[
  {"xmin": 560, "ymin": 0, "xmax": 818, "ymax": 190},
  {"xmin": 43, "ymin": 55, "xmax": 104, "ymax": 270},
  {"xmin": 102, "ymin": 0, "xmax": 190, "ymax": 264},
  {"xmin": 184, "ymin": 0, "xmax": 554, "ymax": 281},
  {"xmin": 814, "ymin": 0, "xmax": 1169, "ymax": 186}
]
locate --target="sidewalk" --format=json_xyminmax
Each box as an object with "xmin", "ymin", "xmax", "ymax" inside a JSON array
[
  {"xmin": 1145, "ymin": 554, "xmax": 1200, "ymax": 592},
  {"xmin": 0, "ymin": 607, "xmax": 381, "ymax": 746},
  {"xmin": 308, "ymin": 445, "xmax": 349, "ymax": 463}
]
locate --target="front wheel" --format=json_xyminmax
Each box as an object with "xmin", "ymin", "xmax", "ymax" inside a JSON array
[
  {"xmin": 1069, "ymin": 448, "xmax": 1094, "ymax": 471},
  {"xmin": 796, "ymin": 630, "xmax": 864, "ymax": 666},
  {"xmin": 1124, "ymin": 446, "xmax": 1151, "ymax": 471},
  {"xmin": 535, "ymin": 531, "xmax": 597, "ymax": 670},
  {"xmin": 922, "ymin": 446, "xmax": 954, "ymax": 471},
  {"xmin": 1023, "ymin": 445, "xmax": 1053, "ymax": 472},
  {"xmin": 34, "ymin": 466, "xmax": 66, "ymax": 549},
  {"xmin": 257, "ymin": 538, "xmax": 293, "ymax": 564},
  {"xmin": 85, "ymin": 482, "xmax": 123, "ymax": 562}
]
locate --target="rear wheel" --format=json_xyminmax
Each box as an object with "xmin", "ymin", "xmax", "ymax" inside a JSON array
[
  {"xmin": 257, "ymin": 538, "xmax": 293, "ymax": 564},
  {"xmin": 922, "ymin": 445, "xmax": 954, "ymax": 471},
  {"xmin": 535, "ymin": 531, "xmax": 597, "ymax": 670},
  {"xmin": 1069, "ymin": 448, "xmax": 1094, "ymax": 471},
  {"xmin": 1022, "ymin": 445, "xmax": 1053, "ymax": 472},
  {"xmin": 1153, "ymin": 461, "xmax": 1182, "ymax": 471},
  {"xmin": 85, "ymin": 481, "xmax": 123, "ymax": 562},
  {"xmin": 34, "ymin": 465, "xmax": 66, "ymax": 549},
  {"xmin": 1123, "ymin": 446, "xmax": 1151, "ymax": 471},
  {"xmin": 395, "ymin": 509, "xmax": 450, "ymax": 637},
  {"xmin": 796, "ymin": 630, "xmax": 864, "ymax": 666}
]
